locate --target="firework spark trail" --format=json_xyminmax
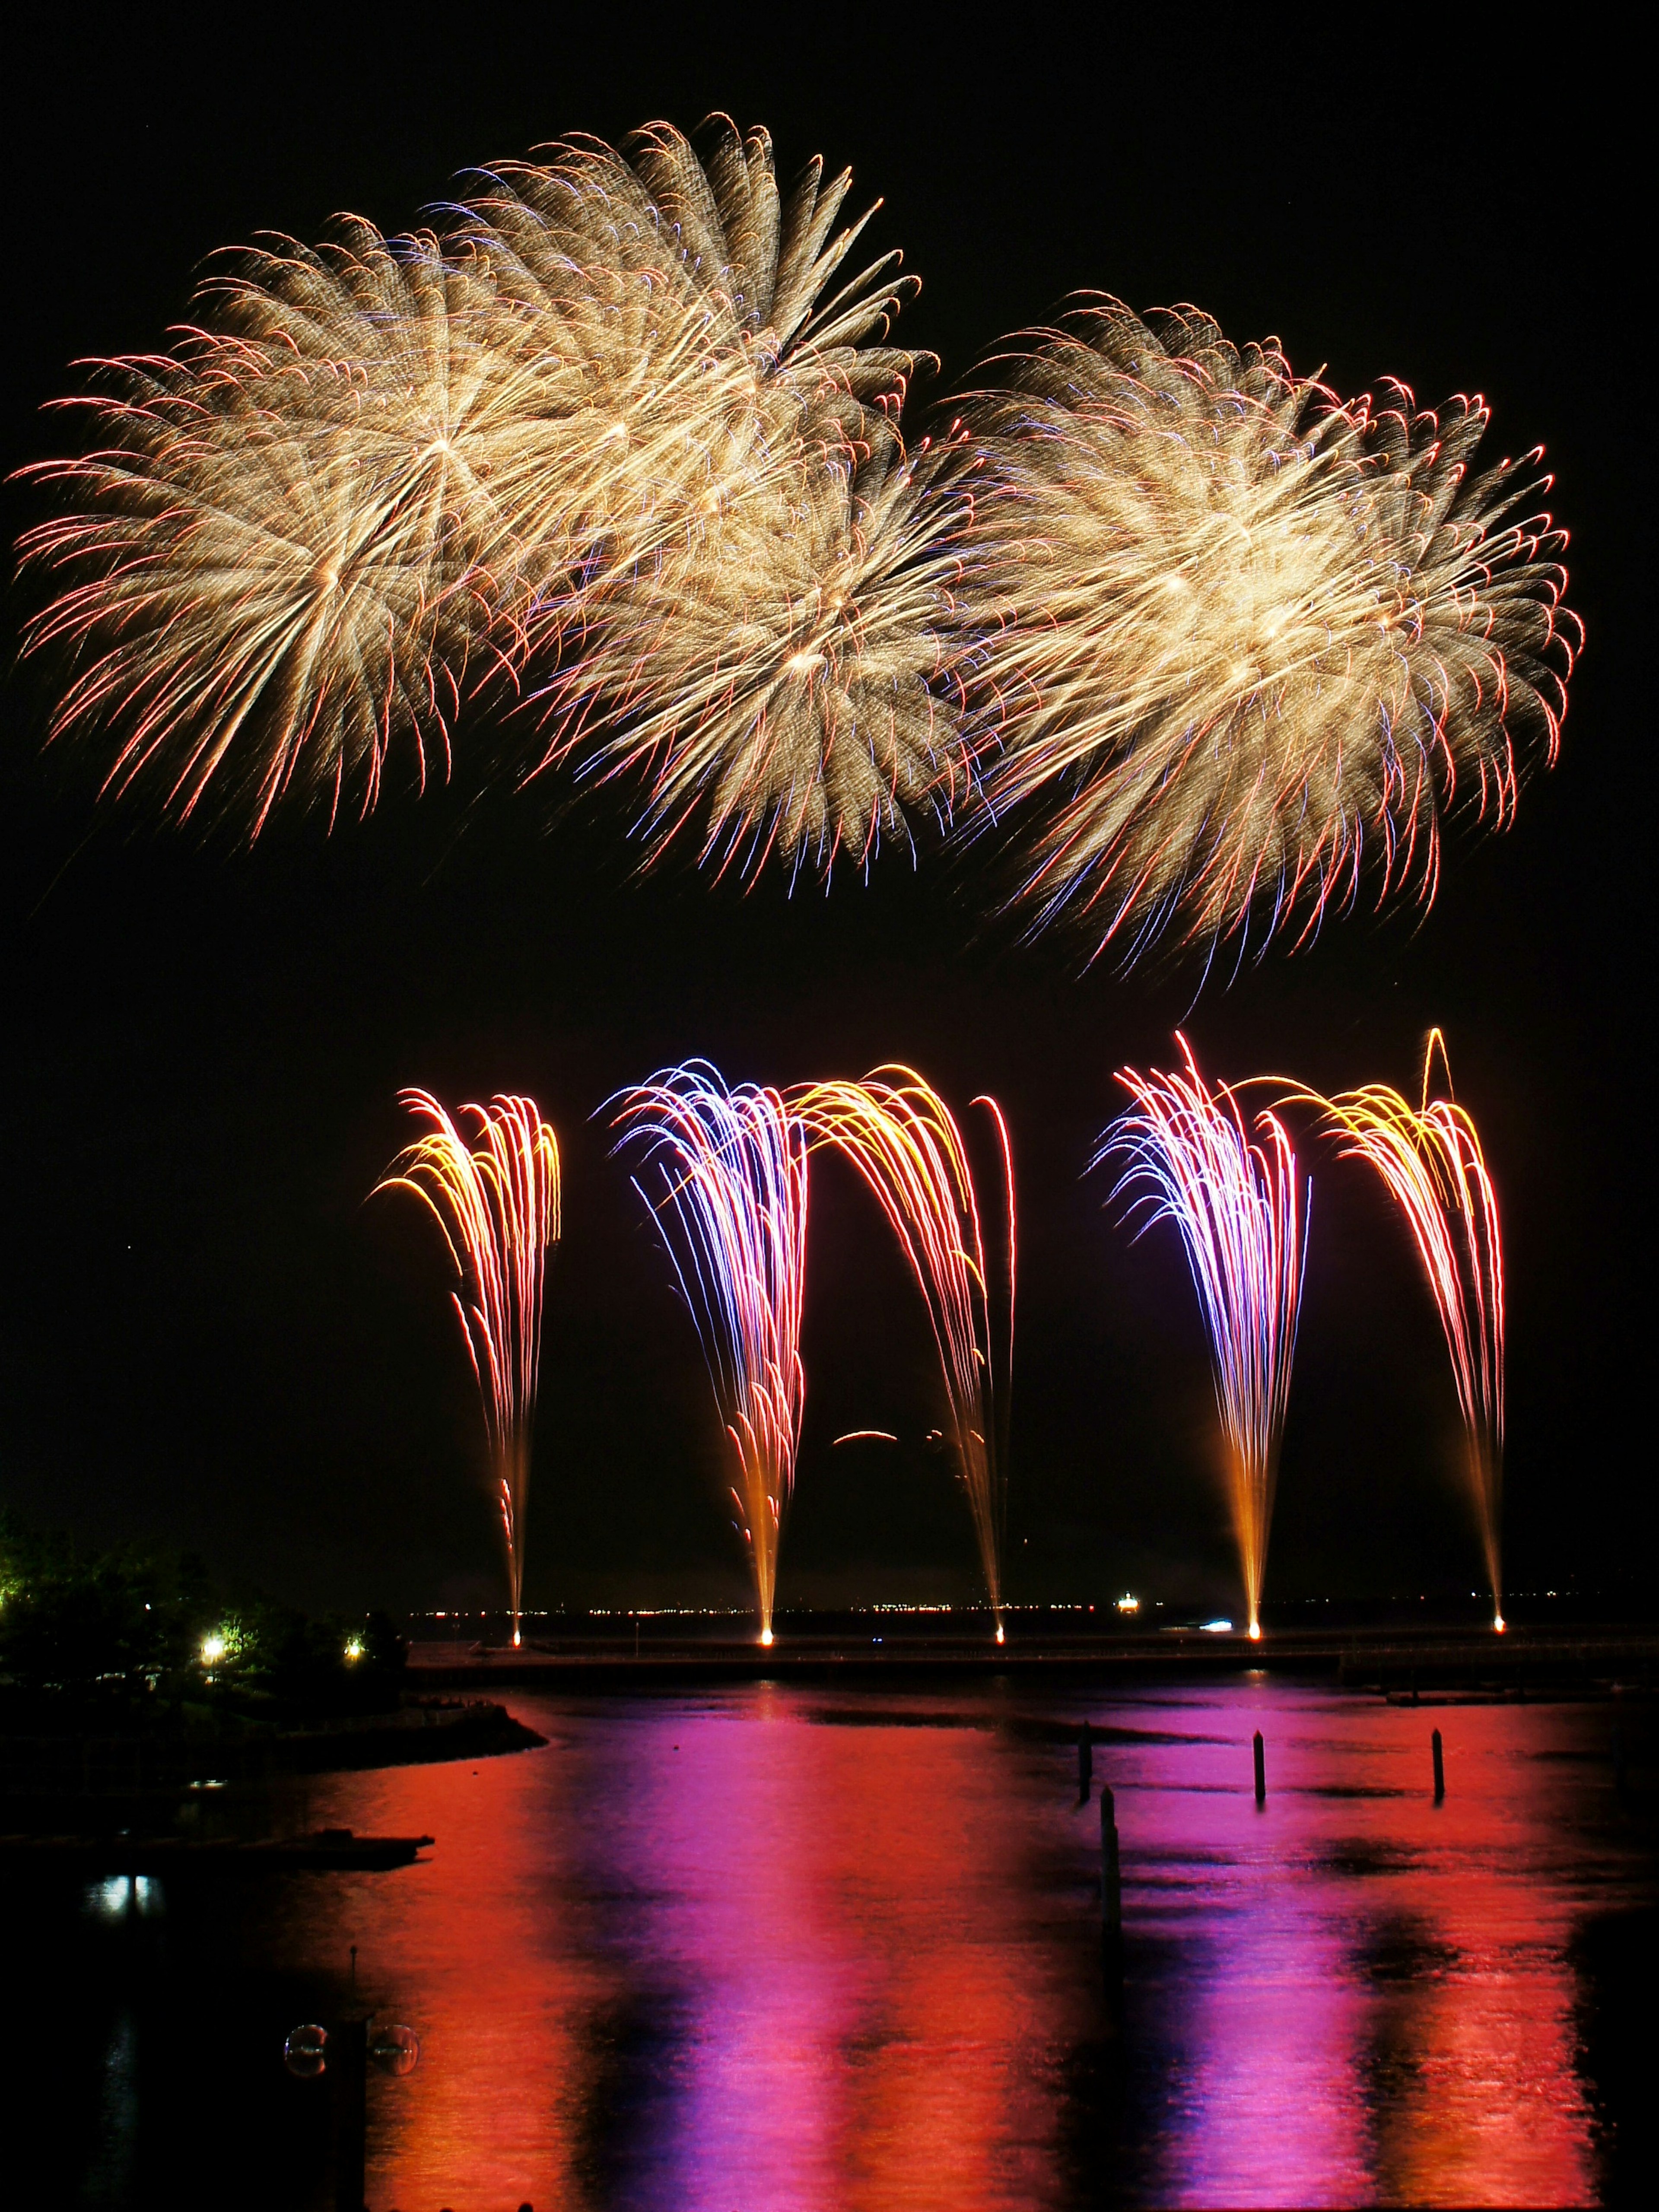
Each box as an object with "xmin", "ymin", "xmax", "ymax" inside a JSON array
[
  {"xmin": 957, "ymin": 300, "xmax": 1580, "ymax": 967},
  {"xmin": 1300, "ymin": 1033, "xmax": 1506, "ymax": 1627},
  {"xmin": 375, "ymin": 1092, "xmax": 561, "ymax": 1646},
  {"xmin": 456, "ymin": 120, "xmax": 975, "ymax": 883},
  {"xmin": 1098, "ymin": 1037, "xmax": 1308, "ymax": 1638},
  {"xmin": 612, "ymin": 1062, "xmax": 808, "ymax": 1642},
  {"xmin": 789, "ymin": 1069, "xmax": 1015, "ymax": 1637}
]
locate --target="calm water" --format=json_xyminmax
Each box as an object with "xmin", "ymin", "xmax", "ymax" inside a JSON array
[{"xmin": 9, "ymin": 1675, "xmax": 1655, "ymax": 2208}]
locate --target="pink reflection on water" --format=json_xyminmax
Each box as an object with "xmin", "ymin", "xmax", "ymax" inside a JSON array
[
  {"xmin": 1109, "ymin": 1681, "xmax": 1607, "ymax": 2207},
  {"xmin": 286, "ymin": 1676, "xmax": 1637, "ymax": 2208},
  {"xmin": 577, "ymin": 1685, "xmax": 1075, "ymax": 2210}
]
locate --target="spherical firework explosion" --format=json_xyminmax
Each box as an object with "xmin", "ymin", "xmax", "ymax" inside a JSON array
[
  {"xmin": 375, "ymin": 1091, "xmax": 562, "ymax": 1646},
  {"xmin": 18, "ymin": 120, "xmax": 974, "ymax": 873},
  {"xmin": 960, "ymin": 301, "xmax": 1580, "ymax": 966},
  {"xmin": 17, "ymin": 226, "xmax": 534, "ymax": 837},
  {"xmin": 457, "ymin": 120, "xmax": 973, "ymax": 880},
  {"xmin": 15, "ymin": 132, "xmax": 1581, "ymax": 949}
]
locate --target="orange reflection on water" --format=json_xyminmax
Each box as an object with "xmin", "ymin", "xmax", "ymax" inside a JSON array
[{"xmin": 301, "ymin": 1740, "xmax": 613, "ymax": 2208}]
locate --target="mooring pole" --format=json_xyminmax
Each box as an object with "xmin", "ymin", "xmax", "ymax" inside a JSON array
[
  {"xmin": 1100, "ymin": 1783, "xmax": 1121, "ymax": 1936},
  {"xmin": 332, "ymin": 2013, "xmax": 368, "ymax": 2212},
  {"xmin": 1253, "ymin": 1729, "xmax": 1266, "ymax": 1805},
  {"xmin": 1432, "ymin": 1727, "xmax": 1445, "ymax": 1802},
  {"xmin": 1078, "ymin": 1719, "xmax": 1093, "ymax": 1803}
]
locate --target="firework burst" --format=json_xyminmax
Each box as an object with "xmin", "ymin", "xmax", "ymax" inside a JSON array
[
  {"xmin": 1099, "ymin": 1037, "xmax": 1308, "ymax": 1637},
  {"xmin": 960, "ymin": 300, "xmax": 1580, "ymax": 966},
  {"xmin": 612, "ymin": 1061, "xmax": 808, "ymax": 1641},
  {"xmin": 19, "ymin": 120, "xmax": 973, "ymax": 871},
  {"xmin": 375, "ymin": 1091, "xmax": 561, "ymax": 1644},
  {"xmin": 16, "ymin": 224, "xmax": 544, "ymax": 836},
  {"xmin": 456, "ymin": 119, "xmax": 973, "ymax": 881},
  {"xmin": 1302, "ymin": 1033, "xmax": 1506, "ymax": 1627},
  {"xmin": 790, "ymin": 1069, "xmax": 1015, "ymax": 1635}
]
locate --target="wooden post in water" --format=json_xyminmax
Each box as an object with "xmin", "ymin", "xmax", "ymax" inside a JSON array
[
  {"xmin": 1253, "ymin": 1729, "xmax": 1266, "ymax": 1804},
  {"xmin": 1100, "ymin": 1783, "xmax": 1121, "ymax": 1936},
  {"xmin": 332, "ymin": 2014, "xmax": 368, "ymax": 2212},
  {"xmin": 1432, "ymin": 1727, "xmax": 1445, "ymax": 1802},
  {"xmin": 1078, "ymin": 1719, "xmax": 1093, "ymax": 1803}
]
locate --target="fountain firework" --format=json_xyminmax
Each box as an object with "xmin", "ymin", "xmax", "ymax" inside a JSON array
[
  {"xmin": 375, "ymin": 1092, "xmax": 561, "ymax": 1646},
  {"xmin": 1099, "ymin": 1038, "xmax": 1308, "ymax": 1638},
  {"xmin": 612, "ymin": 1062, "xmax": 808, "ymax": 1642},
  {"xmin": 1302, "ymin": 1034, "xmax": 1506, "ymax": 1628},
  {"xmin": 790, "ymin": 1069, "xmax": 1015, "ymax": 1638}
]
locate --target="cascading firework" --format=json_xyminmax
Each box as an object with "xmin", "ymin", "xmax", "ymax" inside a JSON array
[
  {"xmin": 375, "ymin": 1091, "xmax": 561, "ymax": 1646},
  {"xmin": 957, "ymin": 300, "xmax": 1580, "ymax": 967},
  {"xmin": 789, "ymin": 1069, "xmax": 1015, "ymax": 1638},
  {"xmin": 1099, "ymin": 1037, "xmax": 1307, "ymax": 1638},
  {"xmin": 1301, "ymin": 1033, "xmax": 1506, "ymax": 1629},
  {"xmin": 612, "ymin": 1062, "xmax": 808, "ymax": 1642}
]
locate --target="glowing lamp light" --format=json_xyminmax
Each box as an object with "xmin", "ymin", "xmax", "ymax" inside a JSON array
[
  {"xmin": 1200, "ymin": 1618, "xmax": 1233, "ymax": 1634},
  {"xmin": 200, "ymin": 1633, "xmax": 226, "ymax": 1664},
  {"xmin": 1115, "ymin": 1595, "xmax": 1140, "ymax": 1614}
]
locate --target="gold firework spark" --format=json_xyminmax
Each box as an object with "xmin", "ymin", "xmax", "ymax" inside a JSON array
[{"xmin": 958, "ymin": 300, "xmax": 1580, "ymax": 965}]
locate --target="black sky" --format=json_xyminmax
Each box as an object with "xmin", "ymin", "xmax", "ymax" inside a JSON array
[{"xmin": 1, "ymin": 8, "xmax": 1644, "ymax": 1618}]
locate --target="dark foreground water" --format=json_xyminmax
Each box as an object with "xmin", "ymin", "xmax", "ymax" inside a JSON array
[{"xmin": 7, "ymin": 1675, "xmax": 1656, "ymax": 2209}]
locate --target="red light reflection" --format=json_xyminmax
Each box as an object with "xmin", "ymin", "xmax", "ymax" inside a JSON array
[{"xmin": 289, "ymin": 1679, "xmax": 1631, "ymax": 2207}]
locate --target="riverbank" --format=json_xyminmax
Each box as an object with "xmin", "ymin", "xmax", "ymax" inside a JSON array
[
  {"xmin": 0, "ymin": 1696, "xmax": 546, "ymax": 1836},
  {"xmin": 404, "ymin": 1622, "xmax": 1659, "ymax": 1693}
]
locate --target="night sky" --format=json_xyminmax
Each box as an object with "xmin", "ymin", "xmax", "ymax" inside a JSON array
[{"xmin": 1, "ymin": 12, "xmax": 1642, "ymax": 1619}]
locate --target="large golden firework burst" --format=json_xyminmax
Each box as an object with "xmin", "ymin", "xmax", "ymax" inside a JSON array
[
  {"xmin": 17, "ymin": 224, "xmax": 539, "ymax": 835},
  {"xmin": 19, "ymin": 120, "xmax": 974, "ymax": 868},
  {"xmin": 958, "ymin": 301, "xmax": 1580, "ymax": 965},
  {"xmin": 455, "ymin": 119, "xmax": 974, "ymax": 879}
]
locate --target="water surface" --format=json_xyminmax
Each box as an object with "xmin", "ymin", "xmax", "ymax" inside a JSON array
[{"xmin": 12, "ymin": 1674, "xmax": 1653, "ymax": 2208}]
